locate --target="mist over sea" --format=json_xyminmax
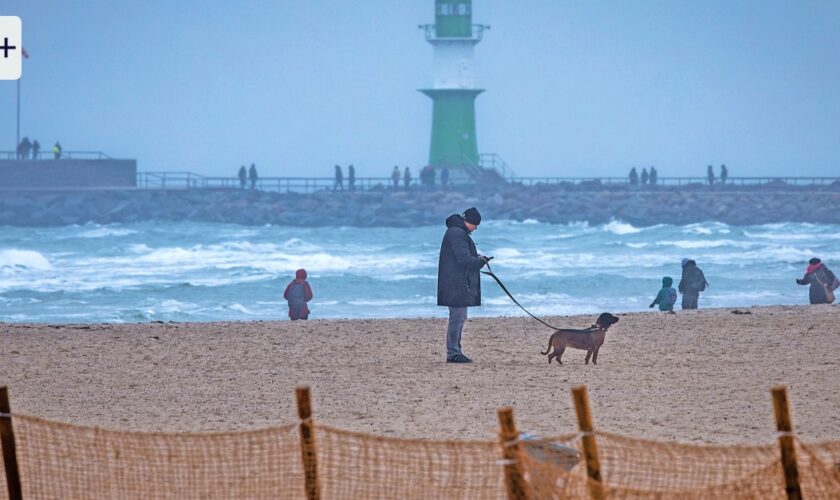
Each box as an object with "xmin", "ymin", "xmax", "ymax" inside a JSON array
[{"xmin": 1, "ymin": 220, "xmax": 837, "ymax": 323}]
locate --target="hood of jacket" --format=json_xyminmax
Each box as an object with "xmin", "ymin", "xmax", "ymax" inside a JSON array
[{"xmin": 445, "ymin": 214, "xmax": 468, "ymax": 232}]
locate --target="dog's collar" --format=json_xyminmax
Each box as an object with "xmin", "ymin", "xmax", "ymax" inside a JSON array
[{"xmin": 591, "ymin": 324, "xmax": 607, "ymax": 332}]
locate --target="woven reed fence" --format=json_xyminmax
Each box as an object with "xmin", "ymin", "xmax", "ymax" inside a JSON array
[{"xmin": 2, "ymin": 385, "xmax": 839, "ymax": 499}]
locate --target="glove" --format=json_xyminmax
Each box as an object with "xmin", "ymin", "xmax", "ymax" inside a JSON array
[
  {"xmin": 796, "ymin": 279, "xmax": 804, "ymax": 285},
  {"xmin": 649, "ymin": 303, "xmax": 655, "ymax": 308}
]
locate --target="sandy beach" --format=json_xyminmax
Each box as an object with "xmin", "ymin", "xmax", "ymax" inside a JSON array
[{"xmin": 1, "ymin": 305, "xmax": 838, "ymax": 445}]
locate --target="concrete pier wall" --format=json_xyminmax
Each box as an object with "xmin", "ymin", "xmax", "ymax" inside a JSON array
[{"xmin": 0, "ymin": 160, "xmax": 137, "ymax": 188}]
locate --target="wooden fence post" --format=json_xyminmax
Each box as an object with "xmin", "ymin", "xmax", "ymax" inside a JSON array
[
  {"xmin": 0, "ymin": 387, "xmax": 23, "ymax": 500},
  {"xmin": 771, "ymin": 385, "xmax": 802, "ymax": 500},
  {"xmin": 571, "ymin": 385, "xmax": 605, "ymax": 500},
  {"xmin": 497, "ymin": 406, "xmax": 530, "ymax": 500},
  {"xmin": 296, "ymin": 386, "xmax": 321, "ymax": 500}
]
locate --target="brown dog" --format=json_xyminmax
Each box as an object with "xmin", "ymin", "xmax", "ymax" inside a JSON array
[{"xmin": 540, "ymin": 313, "xmax": 620, "ymax": 365}]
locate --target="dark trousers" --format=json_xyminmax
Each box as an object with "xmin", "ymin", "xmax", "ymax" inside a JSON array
[
  {"xmin": 446, "ymin": 306, "xmax": 468, "ymax": 358},
  {"xmin": 682, "ymin": 292, "xmax": 699, "ymax": 310}
]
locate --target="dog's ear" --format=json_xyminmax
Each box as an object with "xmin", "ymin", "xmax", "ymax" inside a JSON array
[
  {"xmin": 595, "ymin": 312, "xmax": 610, "ymax": 328},
  {"xmin": 610, "ymin": 314, "xmax": 619, "ymax": 325}
]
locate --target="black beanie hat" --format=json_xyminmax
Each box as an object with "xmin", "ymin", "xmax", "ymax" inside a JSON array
[
  {"xmin": 462, "ymin": 207, "xmax": 481, "ymax": 225},
  {"xmin": 809, "ymin": 257, "xmax": 821, "ymax": 265}
]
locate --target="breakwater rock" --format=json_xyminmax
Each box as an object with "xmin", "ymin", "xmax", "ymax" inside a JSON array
[{"xmin": 2, "ymin": 183, "xmax": 839, "ymax": 227}]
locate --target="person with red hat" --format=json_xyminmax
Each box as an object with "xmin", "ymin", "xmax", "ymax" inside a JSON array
[{"xmin": 284, "ymin": 269, "xmax": 314, "ymax": 320}]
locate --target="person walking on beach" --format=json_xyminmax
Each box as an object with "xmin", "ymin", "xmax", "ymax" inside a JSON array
[
  {"xmin": 707, "ymin": 165, "xmax": 715, "ymax": 185},
  {"xmin": 391, "ymin": 166, "xmax": 400, "ymax": 190},
  {"xmin": 53, "ymin": 141, "xmax": 62, "ymax": 160},
  {"xmin": 284, "ymin": 269, "xmax": 314, "ymax": 320},
  {"xmin": 238, "ymin": 165, "xmax": 247, "ymax": 189},
  {"xmin": 720, "ymin": 164, "xmax": 728, "ymax": 184},
  {"xmin": 31, "ymin": 139, "xmax": 40, "ymax": 160},
  {"xmin": 641, "ymin": 168, "xmax": 649, "ymax": 185},
  {"xmin": 348, "ymin": 164, "xmax": 356, "ymax": 191},
  {"xmin": 678, "ymin": 258, "xmax": 709, "ymax": 309},
  {"xmin": 796, "ymin": 257, "xmax": 838, "ymax": 304},
  {"xmin": 249, "ymin": 163, "xmax": 258, "ymax": 189},
  {"xmin": 649, "ymin": 166, "xmax": 658, "ymax": 186},
  {"xmin": 649, "ymin": 276, "xmax": 677, "ymax": 312},
  {"xmin": 629, "ymin": 167, "xmax": 638, "ymax": 186},
  {"xmin": 438, "ymin": 207, "xmax": 491, "ymax": 363},
  {"xmin": 334, "ymin": 164, "xmax": 344, "ymax": 191}
]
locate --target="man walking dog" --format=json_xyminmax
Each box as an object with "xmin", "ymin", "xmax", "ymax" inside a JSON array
[{"xmin": 438, "ymin": 207, "xmax": 492, "ymax": 363}]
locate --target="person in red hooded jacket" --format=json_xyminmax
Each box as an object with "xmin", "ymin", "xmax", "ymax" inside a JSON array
[{"xmin": 284, "ymin": 269, "xmax": 314, "ymax": 320}]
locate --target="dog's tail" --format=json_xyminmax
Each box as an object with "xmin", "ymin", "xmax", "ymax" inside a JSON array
[{"xmin": 540, "ymin": 334, "xmax": 554, "ymax": 355}]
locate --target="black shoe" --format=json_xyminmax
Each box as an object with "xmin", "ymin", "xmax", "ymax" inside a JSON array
[{"xmin": 447, "ymin": 354, "xmax": 472, "ymax": 363}]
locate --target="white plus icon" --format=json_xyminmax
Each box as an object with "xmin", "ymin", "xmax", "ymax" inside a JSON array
[{"xmin": 0, "ymin": 16, "xmax": 22, "ymax": 80}]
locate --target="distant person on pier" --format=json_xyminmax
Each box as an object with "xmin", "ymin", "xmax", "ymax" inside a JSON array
[
  {"xmin": 720, "ymin": 164, "xmax": 728, "ymax": 184},
  {"xmin": 249, "ymin": 163, "xmax": 258, "ymax": 189},
  {"xmin": 391, "ymin": 166, "xmax": 400, "ymax": 190},
  {"xmin": 334, "ymin": 164, "xmax": 344, "ymax": 191},
  {"xmin": 629, "ymin": 167, "xmax": 638, "ymax": 186},
  {"xmin": 649, "ymin": 276, "xmax": 677, "ymax": 312},
  {"xmin": 31, "ymin": 140, "xmax": 40, "ymax": 160},
  {"xmin": 649, "ymin": 166, "xmax": 658, "ymax": 186},
  {"xmin": 53, "ymin": 141, "xmax": 62, "ymax": 160},
  {"xmin": 707, "ymin": 165, "xmax": 715, "ymax": 185},
  {"xmin": 348, "ymin": 164, "xmax": 356, "ymax": 191},
  {"xmin": 18, "ymin": 137, "xmax": 31, "ymax": 160},
  {"xmin": 403, "ymin": 166, "xmax": 412, "ymax": 190},
  {"xmin": 678, "ymin": 258, "xmax": 709, "ymax": 310},
  {"xmin": 796, "ymin": 258, "xmax": 838, "ymax": 304},
  {"xmin": 420, "ymin": 165, "xmax": 435, "ymax": 190},
  {"xmin": 238, "ymin": 165, "xmax": 247, "ymax": 189},
  {"xmin": 284, "ymin": 268, "xmax": 314, "ymax": 320},
  {"xmin": 441, "ymin": 166, "xmax": 450, "ymax": 187},
  {"xmin": 641, "ymin": 168, "xmax": 649, "ymax": 185}
]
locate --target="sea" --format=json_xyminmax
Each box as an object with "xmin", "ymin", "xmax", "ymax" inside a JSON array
[{"xmin": 1, "ymin": 220, "xmax": 837, "ymax": 323}]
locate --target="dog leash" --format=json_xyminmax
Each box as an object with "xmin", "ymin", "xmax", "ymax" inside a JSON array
[{"xmin": 481, "ymin": 261, "xmax": 564, "ymax": 331}]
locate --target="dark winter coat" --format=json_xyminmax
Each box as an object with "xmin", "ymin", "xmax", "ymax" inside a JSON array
[
  {"xmin": 678, "ymin": 261, "xmax": 708, "ymax": 295},
  {"xmin": 437, "ymin": 214, "xmax": 486, "ymax": 307},
  {"xmin": 797, "ymin": 264, "xmax": 838, "ymax": 304}
]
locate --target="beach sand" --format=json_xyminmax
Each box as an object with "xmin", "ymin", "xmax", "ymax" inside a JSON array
[{"xmin": 1, "ymin": 305, "xmax": 838, "ymax": 444}]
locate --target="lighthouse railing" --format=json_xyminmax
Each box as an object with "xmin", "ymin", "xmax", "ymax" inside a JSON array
[{"xmin": 418, "ymin": 23, "xmax": 489, "ymax": 42}]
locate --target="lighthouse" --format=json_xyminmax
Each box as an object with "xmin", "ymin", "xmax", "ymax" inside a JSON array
[{"xmin": 419, "ymin": 1, "xmax": 489, "ymax": 180}]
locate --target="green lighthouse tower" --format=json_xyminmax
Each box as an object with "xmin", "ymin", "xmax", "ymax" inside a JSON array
[{"xmin": 419, "ymin": 1, "xmax": 489, "ymax": 180}]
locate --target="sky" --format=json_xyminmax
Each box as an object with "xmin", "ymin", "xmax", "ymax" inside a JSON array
[{"xmin": 1, "ymin": 1, "xmax": 839, "ymax": 178}]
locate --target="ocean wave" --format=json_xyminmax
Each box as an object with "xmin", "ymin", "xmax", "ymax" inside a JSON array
[
  {"xmin": 0, "ymin": 249, "xmax": 52, "ymax": 270},
  {"xmin": 662, "ymin": 240, "xmax": 754, "ymax": 249},
  {"xmin": 602, "ymin": 220, "xmax": 641, "ymax": 235},
  {"xmin": 78, "ymin": 227, "xmax": 138, "ymax": 238}
]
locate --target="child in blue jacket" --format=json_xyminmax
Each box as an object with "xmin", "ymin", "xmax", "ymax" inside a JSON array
[{"xmin": 649, "ymin": 276, "xmax": 677, "ymax": 312}]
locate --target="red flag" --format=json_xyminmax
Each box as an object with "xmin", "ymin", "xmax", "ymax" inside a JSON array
[{"xmin": 21, "ymin": 47, "xmax": 29, "ymax": 58}]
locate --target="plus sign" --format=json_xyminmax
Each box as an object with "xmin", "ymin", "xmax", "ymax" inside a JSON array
[{"xmin": 1, "ymin": 37, "xmax": 17, "ymax": 58}]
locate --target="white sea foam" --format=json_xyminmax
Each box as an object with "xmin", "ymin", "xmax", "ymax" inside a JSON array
[
  {"xmin": 79, "ymin": 227, "xmax": 138, "ymax": 238},
  {"xmin": 602, "ymin": 220, "xmax": 641, "ymax": 235},
  {"xmin": 0, "ymin": 249, "xmax": 52, "ymax": 270}
]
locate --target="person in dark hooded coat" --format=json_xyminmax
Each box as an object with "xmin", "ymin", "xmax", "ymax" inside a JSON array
[
  {"xmin": 437, "ymin": 207, "xmax": 491, "ymax": 363},
  {"xmin": 797, "ymin": 257, "xmax": 838, "ymax": 304},
  {"xmin": 678, "ymin": 258, "xmax": 708, "ymax": 309}
]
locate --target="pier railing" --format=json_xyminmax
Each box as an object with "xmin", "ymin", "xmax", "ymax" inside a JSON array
[
  {"xmin": 0, "ymin": 150, "xmax": 113, "ymax": 160},
  {"xmin": 134, "ymin": 172, "xmax": 840, "ymax": 193}
]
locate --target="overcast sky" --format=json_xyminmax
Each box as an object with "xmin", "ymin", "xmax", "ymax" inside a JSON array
[{"xmin": 2, "ymin": 1, "xmax": 839, "ymax": 178}]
